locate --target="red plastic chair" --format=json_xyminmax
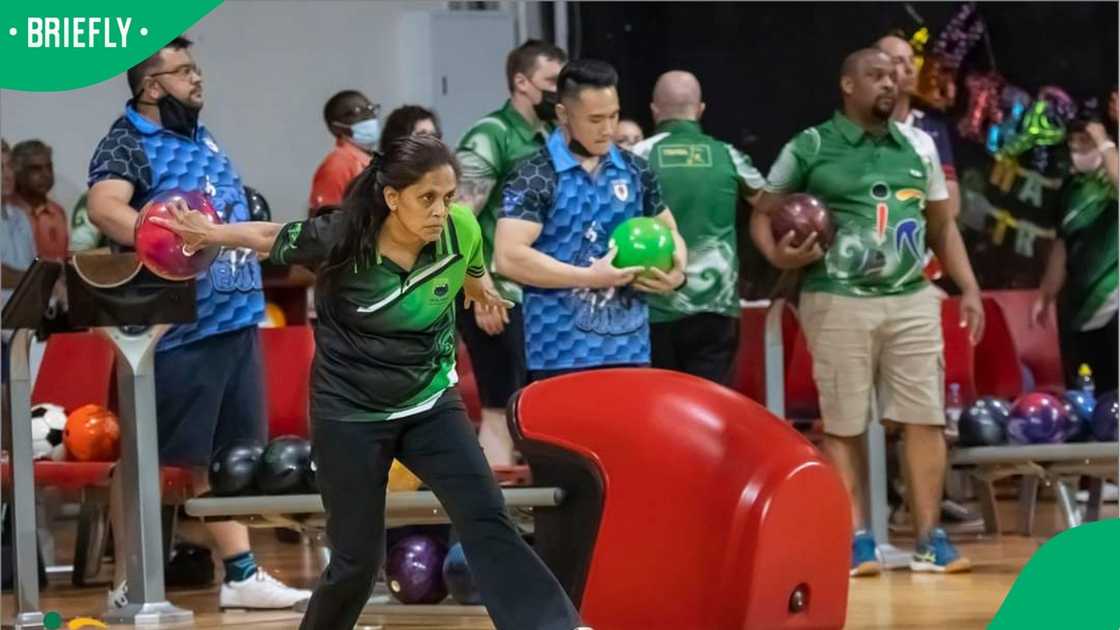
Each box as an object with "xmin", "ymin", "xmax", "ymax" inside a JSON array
[
  {"xmin": 729, "ymin": 304, "xmax": 770, "ymax": 403},
  {"xmin": 940, "ymin": 297, "xmax": 978, "ymax": 403},
  {"xmin": 31, "ymin": 332, "xmax": 115, "ymax": 411},
  {"xmin": 260, "ymin": 326, "xmax": 314, "ymax": 440},
  {"xmin": 974, "ymin": 297, "xmax": 1026, "ymax": 399},
  {"xmin": 783, "ymin": 304, "xmax": 821, "ymax": 420},
  {"xmin": 456, "ymin": 341, "xmax": 483, "ymax": 425},
  {"xmin": 985, "ymin": 289, "xmax": 1065, "ymax": 393},
  {"xmin": 511, "ymin": 369, "xmax": 850, "ymax": 630}
]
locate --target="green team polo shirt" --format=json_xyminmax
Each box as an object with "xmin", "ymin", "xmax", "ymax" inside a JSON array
[
  {"xmin": 632, "ymin": 119, "xmax": 766, "ymax": 322},
  {"xmin": 1059, "ymin": 170, "xmax": 1118, "ymax": 332},
  {"xmin": 456, "ymin": 100, "xmax": 549, "ymax": 302},
  {"xmin": 766, "ymin": 112, "xmax": 946, "ymax": 297},
  {"xmin": 270, "ymin": 203, "xmax": 486, "ymax": 421}
]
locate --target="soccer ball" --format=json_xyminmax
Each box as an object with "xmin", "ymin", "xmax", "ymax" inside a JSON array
[{"xmin": 30, "ymin": 403, "xmax": 68, "ymax": 461}]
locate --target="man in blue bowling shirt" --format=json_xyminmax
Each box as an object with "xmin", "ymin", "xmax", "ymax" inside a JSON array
[
  {"xmin": 494, "ymin": 59, "xmax": 687, "ymax": 381},
  {"xmin": 87, "ymin": 35, "xmax": 308, "ymax": 611}
]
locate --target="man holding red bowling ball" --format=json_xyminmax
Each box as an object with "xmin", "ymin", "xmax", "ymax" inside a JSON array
[
  {"xmin": 751, "ymin": 48, "xmax": 984, "ymax": 576},
  {"xmin": 86, "ymin": 36, "xmax": 308, "ymax": 610}
]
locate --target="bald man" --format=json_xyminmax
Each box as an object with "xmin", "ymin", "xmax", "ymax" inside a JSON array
[
  {"xmin": 752, "ymin": 49, "xmax": 983, "ymax": 576},
  {"xmin": 631, "ymin": 71, "xmax": 765, "ymax": 384}
]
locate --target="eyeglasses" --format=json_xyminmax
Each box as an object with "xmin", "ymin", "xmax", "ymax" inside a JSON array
[
  {"xmin": 149, "ymin": 63, "xmax": 203, "ymax": 81},
  {"xmin": 343, "ymin": 103, "xmax": 381, "ymax": 120}
]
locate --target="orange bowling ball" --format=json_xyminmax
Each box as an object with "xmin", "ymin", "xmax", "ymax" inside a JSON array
[{"xmin": 64, "ymin": 404, "xmax": 121, "ymax": 462}]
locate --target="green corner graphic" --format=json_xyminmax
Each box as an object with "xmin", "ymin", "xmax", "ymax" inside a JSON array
[
  {"xmin": 988, "ymin": 519, "xmax": 1120, "ymax": 629},
  {"xmin": 1, "ymin": 1, "xmax": 222, "ymax": 92}
]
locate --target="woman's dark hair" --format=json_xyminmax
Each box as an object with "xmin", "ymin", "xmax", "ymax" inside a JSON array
[
  {"xmin": 328, "ymin": 134, "xmax": 460, "ymax": 268},
  {"xmin": 379, "ymin": 105, "xmax": 442, "ymax": 153}
]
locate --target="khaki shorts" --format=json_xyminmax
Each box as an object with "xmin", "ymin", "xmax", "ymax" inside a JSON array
[{"xmin": 799, "ymin": 286, "xmax": 945, "ymax": 437}]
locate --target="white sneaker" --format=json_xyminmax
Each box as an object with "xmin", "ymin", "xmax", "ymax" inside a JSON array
[
  {"xmin": 106, "ymin": 580, "xmax": 128, "ymax": 610},
  {"xmin": 1076, "ymin": 482, "xmax": 1120, "ymax": 503},
  {"xmin": 219, "ymin": 569, "xmax": 311, "ymax": 610}
]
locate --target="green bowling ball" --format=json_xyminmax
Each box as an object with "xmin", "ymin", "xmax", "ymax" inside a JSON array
[{"xmin": 609, "ymin": 217, "xmax": 675, "ymax": 271}]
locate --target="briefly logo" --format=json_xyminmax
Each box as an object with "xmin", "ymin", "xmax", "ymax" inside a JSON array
[
  {"xmin": 44, "ymin": 612, "xmax": 108, "ymax": 629},
  {"xmin": 433, "ymin": 280, "xmax": 449, "ymax": 299},
  {"xmin": 17, "ymin": 18, "xmax": 143, "ymax": 49},
  {"xmin": 611, "ymin": 180, "xmax": 629, "ymax": 202}
]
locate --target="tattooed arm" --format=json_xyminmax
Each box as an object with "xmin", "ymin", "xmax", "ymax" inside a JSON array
[{"xmin": 455, "ymin": 149, "xmax": 498, "ymax": 215}]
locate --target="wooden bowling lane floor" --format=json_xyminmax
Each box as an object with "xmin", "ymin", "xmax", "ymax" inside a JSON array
[{"xmin": 4, "ymin": 498, "xmax": 1115, "ymax": 629}]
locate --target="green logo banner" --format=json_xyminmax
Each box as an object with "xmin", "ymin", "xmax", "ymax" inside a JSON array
[
  {"xmin": 0, "ymin": 1, "xmax": 222, "ymax": 92},
  {"xmin": 988, "ymin": 519, "xmax": 1120, "ymax": 629}
]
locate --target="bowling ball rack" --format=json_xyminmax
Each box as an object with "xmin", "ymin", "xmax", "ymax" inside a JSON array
[
  {"xmin": 950, "ymin": 442, "xmax": 1118, "ymax": 535},
  {"xmin": 3, "ymin": 253, "xmax": 199, "ymax": 628}
]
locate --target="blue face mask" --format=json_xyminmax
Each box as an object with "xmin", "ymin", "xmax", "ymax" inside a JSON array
[{"xmin": 348, "ymin": 118, "xmax": 381, "ymax": 150}]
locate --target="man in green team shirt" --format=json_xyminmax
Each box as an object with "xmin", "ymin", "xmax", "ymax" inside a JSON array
[
  {"xmin": 631, "ymin": 70, "xmax": 766, "ymax": 384},
  {"xmin": 455, "ymin": 39, "xmax": 567, "ymax": 466},
  {"xmin": 752, "ymin": 49, "xmax": 984, "ymax": 577},
  {"xmin": 1036, "ymin": 119, "xmax": 1119, "ymax": 391}
]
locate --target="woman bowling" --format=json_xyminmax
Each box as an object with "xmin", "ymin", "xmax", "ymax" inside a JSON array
[{"xmin": 152, "ymin": 135, "xmax": 586, "ymax": 630}]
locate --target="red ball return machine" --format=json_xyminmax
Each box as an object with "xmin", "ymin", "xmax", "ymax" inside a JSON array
[{"xmin": 510, "ymin": 368, "xmax": 850, "ymax": 630}]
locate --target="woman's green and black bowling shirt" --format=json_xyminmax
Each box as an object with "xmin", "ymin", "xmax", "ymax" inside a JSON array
[{"xmin": 269, "ymin": 203, "xmax": 485, "ymax": 421}]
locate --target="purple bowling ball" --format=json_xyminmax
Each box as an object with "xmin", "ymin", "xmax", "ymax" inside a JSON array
[
  {"xmin": 385, "ymin": 534, "xmax": 448, "ymax": 604},
  {"xmin": 1091, "ymin": 390, "xmax": 1119, "ymax": 442},
  {"xmin": 1006, "ymin": 393, "xmax": 1071, "ymax": 445}
]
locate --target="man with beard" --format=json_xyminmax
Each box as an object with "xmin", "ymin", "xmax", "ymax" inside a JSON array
[
  {"xmin": 86, "ymin": 36, "xmax": 309, "ymax": 611},
  {"xmin": 454, "ymin": 40, "xmax": 567, "ymax": 466},
  {"xmin": 751, "ymin": 49, "xmax": 984, "ymax": 577}
]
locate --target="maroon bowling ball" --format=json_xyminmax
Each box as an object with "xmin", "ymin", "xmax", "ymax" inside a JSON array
[
  {"xmin": 135, "ymin": 189, "xmax": 222, "ymax": 281},
  {"xmin": 1006, "ymin": 392, "xmax": 1072, "ymax": 445},
  {"xmin": 769, "ymin": 193, "xmax": 835, "ymax": 250},
  {"xmin": 386, "ymin": 534, "xmax": 448, "ymax": 604}
]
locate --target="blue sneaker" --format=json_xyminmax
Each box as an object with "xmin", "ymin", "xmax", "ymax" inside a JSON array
[
  {"xmin": 911, "ymin": 527, "xmax": 972, "ymax": 573},
  {"xmin": 850, "ymin": 529, "xmax": 881, "ymax": 577}
]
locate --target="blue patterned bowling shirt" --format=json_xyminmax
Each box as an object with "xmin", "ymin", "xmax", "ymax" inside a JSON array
[
  {"xmin": 500, "ymin": 129, "xmax": 667, "ymax": 371},
  {"xmin": 88, "ymin": 103, "xmax": 264, "ymax": 351}
]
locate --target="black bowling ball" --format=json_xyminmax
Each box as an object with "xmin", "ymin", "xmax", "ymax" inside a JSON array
[
  {"xmin": 959, "ymin": 404, "xmax": 1006, "ymax": 447},
  {"xmin": 209, "ymin": 440, "xmax": 264, "ymax": 496},
  {"xmin": 256, "ymin": 436, "xmax": 311, "ymax": 494}
]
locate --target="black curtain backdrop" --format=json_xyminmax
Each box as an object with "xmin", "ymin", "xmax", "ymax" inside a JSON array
[{"xmin": 573, "ymin": 2, "xmax": 1119, "ymax": 297}]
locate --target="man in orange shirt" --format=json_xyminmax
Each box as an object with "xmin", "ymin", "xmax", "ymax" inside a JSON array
[
  {"xmin": 308, "ymin": 90, "xmax": 379, "ymax": 216},
  {"xmin": 10, "ymin": 140, "xmax": 68, "ymax": 260}
]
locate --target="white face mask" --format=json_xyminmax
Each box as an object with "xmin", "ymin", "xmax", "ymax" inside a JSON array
[
  {"xmin": 348, "ymin": 118, "xmax": 381, "ymax": 150},
  {"xmin": 1072, "ymin": 149, "xmax": 1103, "ymax": 173}
]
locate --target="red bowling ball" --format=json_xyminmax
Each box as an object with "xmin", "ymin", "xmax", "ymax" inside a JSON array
[
  {"xmin": 769, "ymin": 193, "xmax": 835, "ymax": 251},
  {"xmin": 135, "ymin": 189, "xmax": 222, "ymax": 281}
]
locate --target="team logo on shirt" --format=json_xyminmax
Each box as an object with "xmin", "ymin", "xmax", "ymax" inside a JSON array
[
  {"xmin": 432, "ymin": 279, "xmax": 450, "ymax": 300},
  {"xmin": 894, "ymin": 218, "xmax": 925, "ymax": 262},
  {"xmin": 895, "ymin": 188, "xmax": 925, "ymax": 202},
  {"xmin": 611, "ymin": 180, "xmax": 629, "ymax": 202}
]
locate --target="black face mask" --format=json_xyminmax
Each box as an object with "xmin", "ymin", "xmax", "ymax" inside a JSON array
[
  {"xmin": 157, "ymin": 93, "xmax": 202, "ymax": 137},
  {"xmin": 138, "ymin": 86, "xmax": 202, "ymax": 138},
  {"xmin": 568, "ymin": 139, "xmax": 595, "ymax": 158},
  {"xmin": 533, "ymin": 90, "xmax": 560, "ymax": 123}
]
